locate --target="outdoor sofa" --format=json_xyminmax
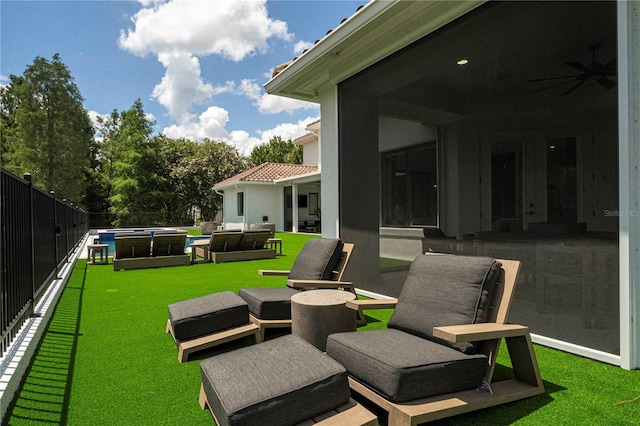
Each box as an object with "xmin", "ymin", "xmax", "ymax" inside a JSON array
[
  {"xmin": 113, "ymin": 231, "xmax": 190, "ymax": 271},
  {"xmin": 190, "ymin": 229, "xmax": 275, "ymax": 263}
]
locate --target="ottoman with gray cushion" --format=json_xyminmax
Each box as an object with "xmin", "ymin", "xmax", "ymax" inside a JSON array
[
  {"xmin": 326, "ymin": 254, "xmax": 502, "ymax": 403},
  {"xmin": 199, "ymin": 334, "xmax": 353, "ymax": 426},
  {"xmin": 168, "ymin": 291, "xmax": 250, "ymax": 342},
  {"xmin": 237, "ymin": 287, "xmax": 299, "ymax": 320}
]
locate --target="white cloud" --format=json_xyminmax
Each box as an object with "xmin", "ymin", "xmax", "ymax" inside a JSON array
[
  {"xmin": 152, "ymin": 52, "xmax": 215, "ymax": 122},
  {"xmin": 119, "ymin": 0, "xmax": 292, "ymax": 123},
  {"xmin": 237, "ymin": 79, "xmax": 318, "ymax": 115},
  {"xmin": 294, "ymin": 40, "xmax": 313, "ymax": 54},
  {"xmin": 259, "ymin": 116, "xmax": 320, "ymax": 143},
  {"xmin": 162, "ymin": 106, "xmax": 229, "ymax": 140},
  {"xmin": 160, "ymin": 112, "xmax": 319, "ymax": 157},
  {"xmin": 228, "ymin": 130, "xmax": 262, "ymax": 156},
  {"xmin": 120, "ymin": 0, "xmax": 316, "ymax": 155},
  {"xmin": 119, "ymin": 0, "xmax": 291, "ymax": 61}
]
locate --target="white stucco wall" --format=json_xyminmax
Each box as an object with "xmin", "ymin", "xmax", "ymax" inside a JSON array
[
  {"xmin": 222, "ymin": 187, "xmax": 244, "ymax": 230},
  {"xmin": 245, "ymin": 185, "xmax": 283, "ymax": 230},
  {"xmin": 303, "ymin": 140, "xmax": 319, "ymax": 166},
  {"xmin": 319, "ymin": 85, "xmax": 340, "ymax": 238}
]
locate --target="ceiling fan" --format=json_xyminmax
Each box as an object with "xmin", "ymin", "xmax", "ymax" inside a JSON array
[{"xmin": 529, "ymin": 43, "xmax": 616, "ymax": 96}]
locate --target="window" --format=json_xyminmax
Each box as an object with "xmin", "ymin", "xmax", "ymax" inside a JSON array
[
  {"xmin": 381, "ymin": 142, "xmax": 437, "ymax": 227},
  {"xmin": 237, "ymin": 192, "xmax": 244, "ymax": 216}
]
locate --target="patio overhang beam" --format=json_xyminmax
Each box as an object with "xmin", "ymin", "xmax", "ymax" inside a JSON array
[{"xmin": 274, "ymin": 171, "xmax": 322, "ymax": 186}]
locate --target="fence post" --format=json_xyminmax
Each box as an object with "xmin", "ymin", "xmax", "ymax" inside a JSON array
[
  {"xmin": 23, "ymin": 173, "xmax": 36, "ymax": 318},
  {"xmin": 62, "ymin": 199, "xmax": 68, "ymax": 256},
  {"xmin": 51, "ymin": 191, "xmax": 60, "ymax": 278}
]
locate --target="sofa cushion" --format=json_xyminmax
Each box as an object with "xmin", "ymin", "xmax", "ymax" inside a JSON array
[
  {"xmin": 209, "ymin": 232, "xmax": 243, "ymax": 252},
  {"xmin": 387, "ymin": 254, "xmax": 501, "ymax": 353},
  {"xmin": 201, "ymin": 334, "xmax": 351, "ymax": 426},
  {"xmin": 288, "ymin": 238, "xmax": 344, "ymax": 281},
  {"xmin": 326, "ymin": 329, "xmax": 488, "ymax": 403},
  {"xmin": 168, "ymin": 291, "xmax": 248, "ymax": 341},
  {"xmin": 237, "ymin": 229, "xmax": 272, "ymax": 250},
  {"xmin": 238, "ymin": 287, "xmax": 300, "ymax": 320}
]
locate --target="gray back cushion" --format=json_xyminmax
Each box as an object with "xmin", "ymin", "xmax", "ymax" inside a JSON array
[
  {"xmin": 388, "ymin": 254, "xmax": 501, "ymax": 354},
  {"xmin": 288, "ymin": 238, "xmax": 344, "ymax": 281}
]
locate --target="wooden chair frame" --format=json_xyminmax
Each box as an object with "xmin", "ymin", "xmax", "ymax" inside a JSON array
[
  {"xmin": 167, "ymin": 242, "xmax": 356, "ymax": 361},
  {"xmin": 345, "ymin": 257, "xmax": 544, "ymax": 426},
  {"xmin": 199, "ymin": 384, "xmax": 378, "ymax": 426}
]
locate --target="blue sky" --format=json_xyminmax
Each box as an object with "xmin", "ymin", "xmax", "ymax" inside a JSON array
[{"xmin": 1, "ymin": 0, "xmax": 362, "ymax": 155}]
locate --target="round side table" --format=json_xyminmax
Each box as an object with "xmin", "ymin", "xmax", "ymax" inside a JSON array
[{"xmin": 291, "ymin": 289, "xmax": 356, "ymax": 351}]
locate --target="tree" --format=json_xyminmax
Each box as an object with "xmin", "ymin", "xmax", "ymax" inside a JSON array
[
  {"xmin": 156, "ymin": 136, "xmax": 198, "ymax": 225},
  {"xmin": 0, "ymin": 54, "xmax": 93, "ymax": 202},
  {"xmin": 172, "ymin": 139, "xmax": 250, "ymax": 221},
  {"xmin": 100, "ymin": 99, "xmax": 165, "ymax": 227},
  {"xmin": 250, "ymin": 136, "xmax": 302, "ymax": 165}
]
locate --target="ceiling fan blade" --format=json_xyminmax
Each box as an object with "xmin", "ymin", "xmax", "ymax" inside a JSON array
[
  {"xmin": 597, "ymin": 77, "xmax": 616, "ymax": 89},
  {"xmin": 561, "ymin": 79, "xmax": 587, "ymax": 96},
  {"xmin": 564, "ymin": 61, "xmax": 590, "ymax": 73},
  {"xmin": 530, "ymin": 78, "xmax": 580, "ymax": 94},
  {"xmin": 528, "ymin": 74, "xmax": 581, "ymax": 82}
]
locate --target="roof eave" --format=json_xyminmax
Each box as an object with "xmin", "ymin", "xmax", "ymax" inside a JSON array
[
  {"xmin": 264, "ymin": 0, "xmax": 486, "ymax": 101},
  {"xmin": 213, "ymin": 180, "xmax": 277, "ymax": 191}
]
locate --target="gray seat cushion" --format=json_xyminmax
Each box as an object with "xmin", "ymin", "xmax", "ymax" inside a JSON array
[
  {"xmin": 288, "ymin": 238, "xmax": 344, "ymax": 281},
  {"xmin": 326, "ymin": 329, "xmax": 488, "ymax": 403},
  {"xmin": 238, "ymin": 287, "xmax": 300, "ymax": 320},
  {"xmin": 201, "ymin": 334, "xmax": 351, "ymax": 426},
  {"xmin": 388, "ymin": 254, "xmax": 501, "ymax": 353},
  {"xmin": 168, "ymin": 291, "xmax": 249, "ymax": 341}
]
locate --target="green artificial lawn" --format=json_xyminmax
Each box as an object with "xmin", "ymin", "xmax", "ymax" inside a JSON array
[{"xmin": 5, "ymin": 232, "xmax": 640, "ymax": 425}]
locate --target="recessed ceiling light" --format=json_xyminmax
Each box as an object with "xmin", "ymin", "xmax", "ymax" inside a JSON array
[{"xmin": 457, "ymin": 59, "xmax": 469, "ymax": 65}]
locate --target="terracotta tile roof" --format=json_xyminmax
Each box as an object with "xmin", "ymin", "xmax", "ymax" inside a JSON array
[{"xmin": 214, "ymin": 162, "xmax": 319, "ymax": 188}]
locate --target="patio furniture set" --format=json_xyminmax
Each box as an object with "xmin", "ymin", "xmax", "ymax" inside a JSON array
[
  {"xmin": 106, "ymin": 228, "xmax": 277, "ymax": 271},
  {"xmin": 165, "ymin": 239, "xmax": 545, "ymax": 425}
]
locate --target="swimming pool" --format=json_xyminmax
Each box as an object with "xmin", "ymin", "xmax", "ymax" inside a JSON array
[{"xmin": 96, "ymin": 228, "xmax": 209, "ymax": 255}]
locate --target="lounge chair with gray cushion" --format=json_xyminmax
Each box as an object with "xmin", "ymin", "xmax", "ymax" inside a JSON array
[
  {"xmin": 166, "ymin": 238, "xmax": 355, "ymax": 361},
  {"xmin": 326, "ymin": 254, "xmax": 544, "ymax": 425},
  {"xmin": 239, "ymin": 238, "xmax": 362, "ymax": 341}
]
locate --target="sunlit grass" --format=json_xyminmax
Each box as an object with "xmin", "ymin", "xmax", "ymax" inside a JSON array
[{"xmin": 5, "ymin": 232, "xmax": 640, "ymax": 425}]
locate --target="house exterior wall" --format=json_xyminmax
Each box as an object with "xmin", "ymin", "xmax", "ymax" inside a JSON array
[
  {"xmin": 222, "ymin": 187, "xmax": 244, "ymax": 230},
  {"xmin": 245, "ymin": 185, "xmax": 283, "ymax": 230},
  {"xmin": 319, "ymin": 85, "xmax": 340, "ymax": 239},
  {"xmin": 303, "ymin": 140, "xmax": 319, "ymax": 166}
]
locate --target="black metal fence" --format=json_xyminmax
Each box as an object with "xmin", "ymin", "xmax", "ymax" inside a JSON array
[{"xmin": 1, "ymin": 168, "xmax": 88, "ymax": 357}]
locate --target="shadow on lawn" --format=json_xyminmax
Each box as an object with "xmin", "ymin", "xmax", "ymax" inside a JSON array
[
  {"xmin": 358, "ymin": 365, "xmax": 565, "ymax": 426},
  {"xmin": 4, "ymin": 261, "xmax": 87, "ymax": 425}
]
